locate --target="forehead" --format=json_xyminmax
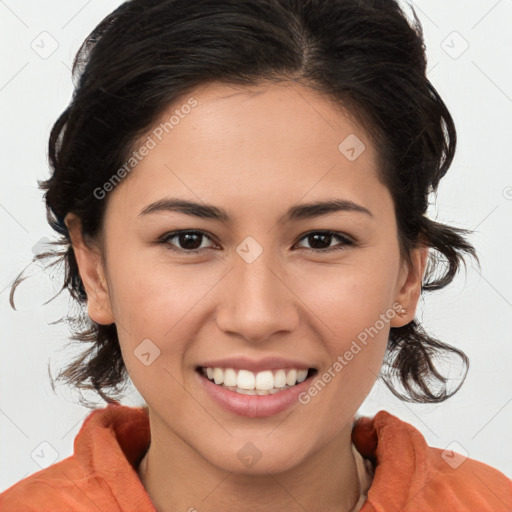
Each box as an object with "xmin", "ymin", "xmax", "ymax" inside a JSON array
[
  {"xmin": 165, "ymin": 80, "xmax": 373, "ymax": 161},
  {"xmin": 107, "ymin": 81, "xmax": 390, "ymax": 221}
]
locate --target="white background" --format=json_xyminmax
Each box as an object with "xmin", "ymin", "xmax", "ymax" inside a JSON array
[{"xmin": 1, "ymin": 0, "xmax": 511, "ymax": 492}]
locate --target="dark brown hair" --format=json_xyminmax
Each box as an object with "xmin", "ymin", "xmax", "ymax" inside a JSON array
[{"xmin": 11, "ymin": 0, "xmax": 478, "ymax": 405}]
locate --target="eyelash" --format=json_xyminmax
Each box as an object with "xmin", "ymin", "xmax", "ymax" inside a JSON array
[{"xmin": 157, "ymin": 230, "xmax": 355, "ymax": 254}]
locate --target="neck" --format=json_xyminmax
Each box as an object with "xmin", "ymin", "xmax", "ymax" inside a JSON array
[{"xmin": 137, "ymin": 413, "xmax": 366, "ymax": 512}]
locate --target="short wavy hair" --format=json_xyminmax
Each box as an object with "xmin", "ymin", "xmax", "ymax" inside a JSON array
[{"xmin": 11, "ymin": 0, "xmax": 477, "ymax": 406}]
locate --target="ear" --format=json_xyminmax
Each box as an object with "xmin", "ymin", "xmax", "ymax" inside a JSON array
[
  {"xmin": 390, "ymin": 245, "xmax": 429, "ymax": 328},
  {"xmin": 64, "ymin": 213, "xmax": 115, "ymax": 325}
]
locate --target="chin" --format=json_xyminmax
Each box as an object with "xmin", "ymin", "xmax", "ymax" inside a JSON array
[{"xmin": 196, "ymin": 432, "xmax": 314, "ymax": 476}]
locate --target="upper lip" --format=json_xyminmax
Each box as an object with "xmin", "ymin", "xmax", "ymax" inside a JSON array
[{"xmin": 197, "ymin": 356, "xmax": 315, "ymax": 373}]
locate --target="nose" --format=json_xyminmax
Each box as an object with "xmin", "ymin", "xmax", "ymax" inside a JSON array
[{"xmin": 215, "ymin": 250, "xmax": 300, "ymax": 343}]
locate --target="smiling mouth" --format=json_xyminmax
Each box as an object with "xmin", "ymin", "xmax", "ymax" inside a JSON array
[{"xmin": 197, "ymin": 366, "xmax": 318, "ymax": 395}]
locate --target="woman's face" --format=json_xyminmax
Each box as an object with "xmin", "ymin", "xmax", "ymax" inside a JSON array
[{"xmin": 70, "ymin": 81, "xmax": 426, "ymax": 474}]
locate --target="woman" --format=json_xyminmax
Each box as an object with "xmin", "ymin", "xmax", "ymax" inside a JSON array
[{"xmin": 1, "ymin": 0, "xmax": 511, "ymax": 510}]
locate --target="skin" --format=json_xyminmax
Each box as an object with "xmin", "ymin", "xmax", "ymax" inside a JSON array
[{"xmin": 66, "ymin": 81, "xmax": 428, "ymax": 512}]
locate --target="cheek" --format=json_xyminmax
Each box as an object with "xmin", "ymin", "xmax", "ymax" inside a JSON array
[
  {"xmin": 104, "ymin": 251, "xmax": 227, "ymax": 381},
  {"xmin": 294, "ymin": 249, "xmax": 400, "ymax": 341},
  {"xmin": 289, "ymin": 246, "xmax": 400, "ymax": 407},
  {"xmin": 106, "ymin": 248, "xmax": 209, "ymax": 331},
  {"xmin": 295, "ymin": 266, "xmax": 393, "ymax": 435},
  {"xmin": 106, "ymin": 258, "xmax": 208, "ymax": 401}
]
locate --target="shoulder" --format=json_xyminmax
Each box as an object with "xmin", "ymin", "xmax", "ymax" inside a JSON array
[
  {"xmin": 0, "ymin": 404, "xmax": 154, "ymax": 512},
  {"xmin": 0, "ymin": 456, "xmax": 105, "ymax": 511},
  {"xmin": 422, "ymin": 444, "xmax": 512, "ymax": 511},
  {"xmin": 353, "ymin": 410, "xmax": 512, "ymax": 512}
]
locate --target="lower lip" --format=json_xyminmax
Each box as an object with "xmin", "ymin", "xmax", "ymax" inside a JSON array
[{"xmin": 196, "ymin": 370, "xmax": 315, "ymax": 418}]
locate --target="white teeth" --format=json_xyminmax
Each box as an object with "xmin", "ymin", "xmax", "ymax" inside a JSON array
[
  {"xmin": 213, "ymin": 367, "xmax": 224, "ymax": 385},
  {"xmin": 223, "ymin": 368, "xmax": 237, "ymax": 387},
  {"xmin": 236, "ymin": 387, "xmax": 256, "ymax": 395},
  {"xmin": 286, "ymin": 369, "xmax": 297, "ymax": 386},
  {"xmin": 255, "ymin": 370, "xmax": 274, "ymax": 391},
  {"xmin": 297, "ymin": 369, "xmax": 308, "ymax": 383},
  {"xmin": 274, "ymin": 369, "xmax": 287, "ymax": 388},
  {"xmin": 202, "ymin": 366, "xmax": 311, "ymax": 392},
  {"xmin": 237, "ymin": 369, "xmax": 255, "ymax": 390}
]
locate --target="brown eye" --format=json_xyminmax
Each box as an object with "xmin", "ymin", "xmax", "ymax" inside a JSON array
[
  {"xmin": 160, "ymin": 230, "xmax": 216, "ymax": 252},
  {"xmin": 295, "ymin": 231, "xmax": 354, "ymax": 252}
]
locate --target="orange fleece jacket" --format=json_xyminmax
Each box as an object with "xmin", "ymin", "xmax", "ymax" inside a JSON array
[{"xmin": 1, "ymin": 404, "xmax": 510, "ymax": 511}]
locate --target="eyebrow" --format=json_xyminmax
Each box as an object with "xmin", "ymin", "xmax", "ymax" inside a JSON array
[{"xmin": 138, "ymin": 197, "xmax": 373, "ymax": 223}]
